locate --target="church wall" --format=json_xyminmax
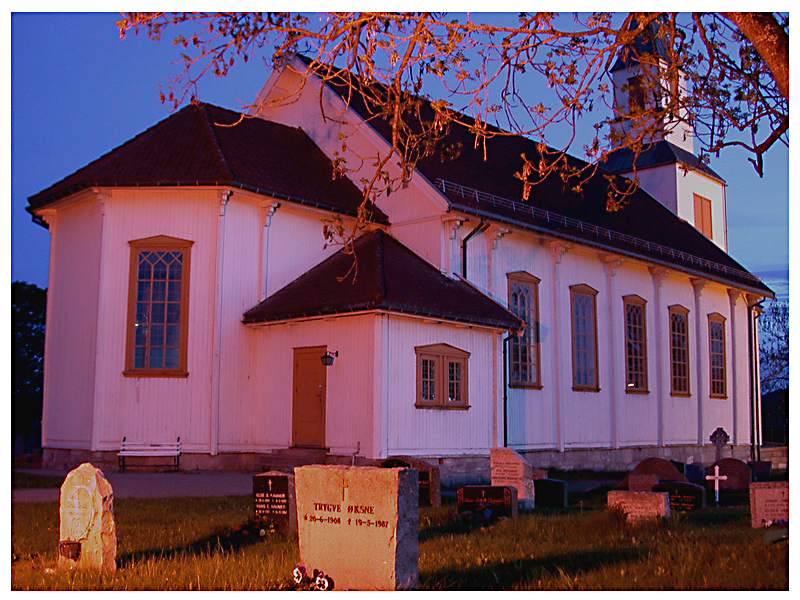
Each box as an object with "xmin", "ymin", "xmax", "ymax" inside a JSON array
[
  {"xmin": 91, "ymin": 189, "xmax": 221, "ymax": 452},
  {"xmin": 230, "ymin": 314, "xmax": 378, "ymax": 457},
  {"xmin": 676, "ymin": 169, "xmax": 728, "ymax": 251},
  {"xmin": 383, "ymin": 315, "xmax": 501, "ymax": 456},
  {"xmin": 40, "ymin": 194, "xmax": 103, "ymax": 449}
]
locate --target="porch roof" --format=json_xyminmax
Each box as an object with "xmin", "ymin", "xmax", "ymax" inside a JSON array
[{"xmin": 242, "ymin": 229, "xmax": 522, "ymax": 330}]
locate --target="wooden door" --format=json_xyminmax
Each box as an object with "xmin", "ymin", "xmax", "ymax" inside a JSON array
[{"xmin": 292, "ymin": 346, "xmax": 327, "ymax": 447}]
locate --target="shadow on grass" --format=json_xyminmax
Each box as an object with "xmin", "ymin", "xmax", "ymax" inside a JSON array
[
  {"xmin": 421, "ymin": 546, "xmax": 651, "ymax": 590},
  {"xmin": 116, "ymin": 517, "xmax": 287, "ymax": 568}
]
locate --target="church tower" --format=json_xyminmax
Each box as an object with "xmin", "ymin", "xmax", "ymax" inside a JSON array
[{"xmin": 603, "ymin": 17, "xmax": 729, "ymax": 252}]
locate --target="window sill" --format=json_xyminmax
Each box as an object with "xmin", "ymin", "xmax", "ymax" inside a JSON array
[
  {"xmin": 572, "ymin": 387, "xmax": 600, "ymax": 393},
  {"xmin": 670, "ymin": 392, "xmax": 691, "ymax": 397},
  {"xmin": 625, "ymin": 389, "xmax": 650, "ymax": 395},
  {"xmin": 509, "ymin": 383, "xmax": 543, "ymax": 390},
  {"xmin": 123, "ymin": 370, "xmax": 189, "ymax": 378},
  {"xmin": 710, "ymin": 394, "xmax": 729, "ymax": 400},
  {"xmin": 414, "ymin": 403, "xmax": 470, "ymax": 410}
]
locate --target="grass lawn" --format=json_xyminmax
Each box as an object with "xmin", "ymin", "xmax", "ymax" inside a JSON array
[{"xmin": 11, "ymin": 486, "xmax": 788, "ymax": 591}]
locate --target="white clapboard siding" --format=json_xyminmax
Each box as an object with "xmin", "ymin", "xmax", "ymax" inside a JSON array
[
  {"xmin": 384, "ymin": 315, "xmax": 500, "ymax": 456},
  {"xmin": 41, "ymin": 194, "xmax": 104, "ymax": 447},
  {"xmin": 93, "ymin": 189, "xmax": 221, "ymax": 449}
]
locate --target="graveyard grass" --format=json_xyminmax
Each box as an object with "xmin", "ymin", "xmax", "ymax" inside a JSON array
[{"xmin": 12, "ymin": 488, "xmax": 787, "ymax": 590}]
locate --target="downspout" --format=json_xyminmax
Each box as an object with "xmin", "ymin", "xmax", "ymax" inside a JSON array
[
  {"xmin": 747, "ymin": 299, "xmax": 764, "ymax": 461},
  {"xmin": 461, "ymin": 219, "xmax": 488, "ymax": 278},
  {"xmin": 503, "ymin": 333, "xmax": 512, "ymax": 447},
  {"xmin": 211, "ymin": 190, "xmax": 231, "ymax": 456}
]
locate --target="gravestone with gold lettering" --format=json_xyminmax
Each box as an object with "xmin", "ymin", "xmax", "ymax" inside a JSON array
[
  {"xmin": 253, "ymin": 471, "xmax": 297, "ymax": 532},
  {"xmin": 58, "ymin": 463, "xmax": 116, "ymax": 570},
  {"xmin": 294, "ymin": 465, "xmax": 418, "ymax": 590}
]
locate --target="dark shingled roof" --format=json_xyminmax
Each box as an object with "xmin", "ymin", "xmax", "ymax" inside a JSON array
[
  {"xmin": 243, "ymin": 229, "xmax": 522, "ymax": 329},
  {"xmin": 601, "ymin": 140, "xmax": 723, "ymax": 182},
  {"xmin": 311, "ymin": 59, "xmax": 770, "ymax": 295},
  {"xmin": 610, "ymin": 15, "xmax": 673, "ymax": 73},
  {"xmin": 27, "ymin": 103, "xmax": 388, "ymax": 224}
]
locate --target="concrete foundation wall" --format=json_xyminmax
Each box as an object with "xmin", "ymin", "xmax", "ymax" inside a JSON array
[{"xmin": 42, "ymin": 444, "xmax": 787, "ymax": 486}]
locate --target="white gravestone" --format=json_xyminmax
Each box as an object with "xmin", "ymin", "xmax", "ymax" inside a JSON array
[
  {"xmin": 58, "ymin": 463, "xmax": 116, "ymax": 570},
  {"xmin": 294, "ymin": 465, "xmax": 418, "ymax": 590},
  {"xmin": 490, "ymin": 448, "xmax": 535, "ymax": 509}
]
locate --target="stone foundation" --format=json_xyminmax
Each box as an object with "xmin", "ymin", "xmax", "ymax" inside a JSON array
[{"xmin": 42, "ymin": 444, "xmax": 787, "ymax": 486}]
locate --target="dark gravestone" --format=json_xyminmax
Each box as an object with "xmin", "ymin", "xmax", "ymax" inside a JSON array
[
  {"xmin": 619, "ymin": 457, "xmax": 686, "ymax": 489},
  {"xmin": 709, "ymin": 458, "xmax": 752, "ymax": 491},
  {"xmin": 378, "ymin": 456, "xmax": 441, "ymax": 507},
  {"xmin": 253, "ymin": 471, "xmax": 296, "ymax": 532},
  {"xmin": 748, "ymin": 461, "xmax": 772, "ymax": 480},
  {"xmin": 457, "ymin": 486, "xmax": 518, "ymax": 525},
  {"xmin": 533, "ymin": 479, "xmax": 568, "ymax": 508},
  {"xmin": 653, "ymin": 481, "xmax": 706, "ymax": 511},
  {"xmin": 684, "ymin": 463, "xmax": 706, "ymax": 483},
  {"xmin": 629, "ymin": 474, "xmax": 659, "ymax": 491}
]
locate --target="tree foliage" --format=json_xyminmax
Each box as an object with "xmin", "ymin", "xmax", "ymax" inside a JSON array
[
  {"xmin": 12, "ymin": 281, "xmax": 46, "ymax": 446},
  {"xmin": 759, "ymin": 300, "xmax": 788, "ymax": 394},
  {"xmin": 118, "ymin": 12, "xmax": 788, "ymax": 222}
]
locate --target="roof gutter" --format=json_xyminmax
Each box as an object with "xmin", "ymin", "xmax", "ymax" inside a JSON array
[{"xmin": 448, "ymin": 202, "xmax": 773, "ymax": 298}]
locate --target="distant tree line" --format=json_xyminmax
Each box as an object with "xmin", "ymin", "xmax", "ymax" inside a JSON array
[{"xmin": 12, "ymin": 281, "xmax": 46, "ymax": 456}]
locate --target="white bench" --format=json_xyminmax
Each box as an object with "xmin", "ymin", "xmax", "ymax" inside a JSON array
[{"xmin": 118, "ymin": 437, "xmax": 181, "ymax": 472}]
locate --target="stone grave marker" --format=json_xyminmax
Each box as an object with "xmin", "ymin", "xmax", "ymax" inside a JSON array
[
  {"xmin": 531, "ymin": 468, "xmax": 549, "ymax": 480},
  {"xmin": 58, "ymin": 463, "xmax": 116, "ymax": 570},
  {"xmin": 253, "ymin": 471, "xmax": 297, "ymax": 532},
  {"xmin": 749, "ymin": 482, "xmax": 789, "ymax": 528},
  {"xmin": 533, "ymin": 478, "xmax": 568, "ymax": 508},
  {"xmin": 490, "ymin": 447, "xmax": 535, "ymax": 508},
  {"xmin": 607, "ymin": 490, "xmax": 670, "ymax": 524},
  {"xmin": 294, "ymin": 465, "xmax": 418, "ymax": 590},
  {"xmin": 709, "ymin": 427, "xmax": 730, "ymax": 462},
  {"xmin": 652, "ymin": 481, "xmax": 706, "ymax": 511},
  {"xmin": 748, "ymin": 461, "xmax": 772, "ymax": 480},
  {"xmin": 629, "ymin": 474, "xmax": 659, "ymax": 491},
  {"xmin": 457, "ymin": 485, "xmax": 518, "ymax": 524},
  {"xmin": 377, "ymin": 456, "xmax": 441, "ymax": 507},
  {"xmin": 619, "ymin": 457, "xmax": 686, "ymax": 489},
  {"xmin": 709, "ymin": 458, "xmax": 752, "ymax": 491}
]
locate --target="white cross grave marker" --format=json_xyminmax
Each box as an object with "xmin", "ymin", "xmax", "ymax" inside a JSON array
[{"xmin": 705, "ymin": 465, "xmax": 728, "ymax": 506}]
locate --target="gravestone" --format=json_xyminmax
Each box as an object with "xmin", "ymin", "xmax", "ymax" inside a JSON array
[
  {"xmin": 749, "ymin": 482, "xmax": 789, "ymax": 528},
  {"xmin": 709, "ymin": 458, "xmax": 752, "ymax": 491},
  {"xmin": 652, "ymin": 481, "xmax": 706, "ymax": 511},
  {"xmin": 607, "ymin": 490, "xmax": 670, "ymax": 524},
  {"xmin": 629, "ymin": 474, "xmax": 659, "ymax": 492},
  {"xmin": 533, "ymin": 479, "xmax": 568, "ymax": 508},
  {"xmin": 294, "ymin": 465, "xmax": 418, "ymax": 590},
  {"xmin": 490, "ymin": 448, "xmax": 535, "ymax": 508},
  {"xmin": 748, "ymin": 461, "xmax": 772, "ymax": 480},
  {"xmin": 531, "ymin": 468, "xmax": 549, "ymax": 480},
  {"xmin": 684, "ymin": 463, "xmax": 706, "ymax": 483},
  {"xmin": 619, "ymin": 457, "xmax": 686, "ymax": 489},
  {"xmin": 709, "ymin": 427, "xmax": 730, "ymax": 462},
  {"xmin": 377, "ymin": 456, "xmax": 441, "ymax": 507},
  {"xmin": 457, "ymin": 485, "xmax": 518, "ymax": 525},
  {"xmin": 253, "ymin": 471, "xmax": 297, "ymax": 532},
  {"xmin": 58, "ymin": 463, "xmax": 116, "ymax": 570}
]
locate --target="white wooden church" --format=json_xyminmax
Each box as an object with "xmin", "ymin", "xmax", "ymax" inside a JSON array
[{"xmin": 29, "ymin": 40, "xmax": 772, "ymax": 480}]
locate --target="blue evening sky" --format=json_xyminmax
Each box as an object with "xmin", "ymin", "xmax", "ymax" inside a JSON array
[{"xmin": 10, "ymin": 12, "xmax": 790, "ymax": 301}]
